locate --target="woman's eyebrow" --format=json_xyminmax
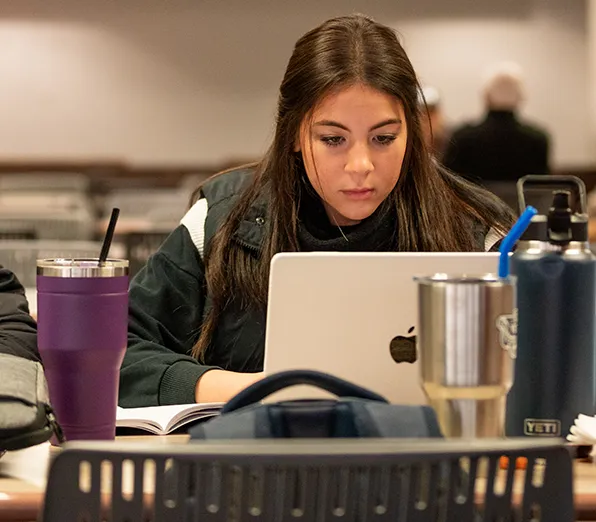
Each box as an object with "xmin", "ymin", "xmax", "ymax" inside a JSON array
[
  {"xmin": 370, "ymin": 118, "xmax": 401, "ymax": 131},
  {"xmin": 314, "ymin": 118, "xmax": 402, "ymax": 131}
]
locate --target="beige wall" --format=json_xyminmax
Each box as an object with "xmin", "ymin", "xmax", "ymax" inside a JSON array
[{"xmin": 0, "ymin": 0, "xmax": 589, "ymax": 167}]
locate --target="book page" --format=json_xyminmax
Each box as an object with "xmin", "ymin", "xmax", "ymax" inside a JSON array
[
  {"xmin": 167, "ymin": 403, "xmax": 223, "ymax": 432},
  {"xmin": 117, "ymin": 404, "xmax": 194, "ymax": 433},
  {"xmin": 117, "ymin": 403, "xmax": 223, "ymax": 435}
]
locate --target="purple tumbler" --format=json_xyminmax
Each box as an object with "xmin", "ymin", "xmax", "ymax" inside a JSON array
[{"xmin": 36, "ymin": 259, "xmax": 129, "ymax": 442}]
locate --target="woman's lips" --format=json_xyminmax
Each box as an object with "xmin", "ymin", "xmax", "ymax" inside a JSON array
[{"xmin": 341, "ymin": 188, "xmax": 374, "ymax": 200}]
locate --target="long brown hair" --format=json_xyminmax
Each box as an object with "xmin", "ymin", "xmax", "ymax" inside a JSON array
[{"xmin": 192, "ymin": 14, "xmax": 514, "ymax": 359}]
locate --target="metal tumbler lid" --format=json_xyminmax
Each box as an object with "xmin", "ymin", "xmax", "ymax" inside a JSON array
[
  {"xmin": 414, "ymin": 273, "xmax": 512, "ymax": 285},
  {"xmin": 37, "ymin": 258, "xmax": 129, "ymax": 278}
]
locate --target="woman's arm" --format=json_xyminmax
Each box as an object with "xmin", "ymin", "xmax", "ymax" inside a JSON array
[
  {"xmin": 120, "ymin": 227, "xmax": 221, "ymax": 407},
  {"xmin": 195, "ymin": 369, "xmax": 263, "ymax": 403}
]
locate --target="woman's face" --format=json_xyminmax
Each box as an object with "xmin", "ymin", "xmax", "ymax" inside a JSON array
[{"xmin": 297, "ymin": 83, "xmax": 408, "ymax": 226}]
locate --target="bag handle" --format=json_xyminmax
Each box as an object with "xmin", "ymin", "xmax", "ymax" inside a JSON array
[{"xmin": 222, "ymin": 369, "xmax": 389, "ymax": 414}]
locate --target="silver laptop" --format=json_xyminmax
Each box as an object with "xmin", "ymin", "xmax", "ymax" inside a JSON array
[{"xmin": 263, "ymin": 252, "xmax": 500, "ymax": 404}]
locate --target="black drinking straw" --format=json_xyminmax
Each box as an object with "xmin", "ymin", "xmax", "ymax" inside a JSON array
[{"xmin": 98, "ymin": 208, "xmax": 120, "ymax": 265}]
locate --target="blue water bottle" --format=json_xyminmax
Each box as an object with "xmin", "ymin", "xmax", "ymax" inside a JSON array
[{"xmin": 505, "ymin": 175, "xmax": 596, "ymax": 438}]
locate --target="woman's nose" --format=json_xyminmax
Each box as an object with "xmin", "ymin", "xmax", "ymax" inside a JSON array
[{"xmin": 345, "ymin": 143, "xmax": 374, "ymax": 176}]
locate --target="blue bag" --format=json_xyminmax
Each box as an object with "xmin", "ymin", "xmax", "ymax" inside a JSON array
[{"xmin": 190, "ymin": 370, "xmax": 442, "ymax": 440}]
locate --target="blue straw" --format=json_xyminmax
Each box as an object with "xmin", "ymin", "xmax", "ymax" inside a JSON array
[{"xmin": 498, "ymin": 206, "xmax": 538, "ymax": 278}]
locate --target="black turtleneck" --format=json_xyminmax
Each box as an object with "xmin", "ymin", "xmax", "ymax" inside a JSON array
[
  {"xmin": 297, "ymin": 178, "xmax": 398, "ymax": 252},
  {"xmin": 485, "ymin": 110, "xmax": 516, "ymax": 125}
]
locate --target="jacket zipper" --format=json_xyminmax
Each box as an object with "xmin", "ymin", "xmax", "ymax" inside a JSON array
[
  {"xmin": 234, "ymin": 238, "xmax": 260, "ymax": 253},
  {"xmin": 45, "ymin": 404, "xmax": 65, "ymax": 443}
]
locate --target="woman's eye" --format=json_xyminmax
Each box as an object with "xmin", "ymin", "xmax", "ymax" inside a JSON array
[
  {"xmin": 374, "ymin": 134, "xmax": 397, "ymax": 146},
  {"xmin": 321, "ymin": 136, "xmax": 345, "ymax": 147}
]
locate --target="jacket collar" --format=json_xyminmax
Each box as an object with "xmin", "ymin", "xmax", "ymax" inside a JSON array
[
  {"xmin": 230, "ymin": 185, "xmax": 491, "ymax": 253},
  {"xmin": 486, "ymin": 110, "xmax": 516, "ymax": 121},
  {"xmin": 232, "ymin": 191, "xmax": 269, "ymax": 252}
]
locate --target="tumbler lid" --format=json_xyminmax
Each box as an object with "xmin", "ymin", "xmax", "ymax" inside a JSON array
[
  {"xmin": 414, "ymin": 273, "xmax": 513, "ymax": 286},
  {"xmin": 37, "ymin": 258, "xmax": 129, "ymax": 278}
]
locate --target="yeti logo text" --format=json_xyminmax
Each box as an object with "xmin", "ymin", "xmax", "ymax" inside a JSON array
[{"xmin": 524, "ymin": 419, "xmax": 561, "ymax": 436}]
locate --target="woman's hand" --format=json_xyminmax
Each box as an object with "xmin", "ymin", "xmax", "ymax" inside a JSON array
[{"xmin": 195, "ymin": 369, "xmax": 264, "ymax": 403}]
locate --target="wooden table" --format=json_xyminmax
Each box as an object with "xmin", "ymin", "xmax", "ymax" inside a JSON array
[
  {"xmin": 1, "ymin": 437, "xmax": 596, "ymax": 522},
  {"xmin": 573, "ymin": 460, "xmax": 596, "ymax": 520},
  {"xmin": 0, "ymin": 435, "xmax": 186, "ymax": 522}
]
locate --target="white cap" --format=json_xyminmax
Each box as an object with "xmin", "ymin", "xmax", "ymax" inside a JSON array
[
  {"xmin": 482, "ymin": 61, "xmax": 524, "ymax": 110},
  {"xmin": 418, "ymin": 86, "xmax": 441, "ymax": 108}
]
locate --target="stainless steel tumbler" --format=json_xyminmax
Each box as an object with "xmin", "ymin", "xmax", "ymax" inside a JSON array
[{"xmin": 416, "ymin": 274, "xmax": 517, "ymax": 438}]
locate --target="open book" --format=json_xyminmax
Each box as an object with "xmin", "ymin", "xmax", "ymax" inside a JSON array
[{"xmin": 116, "ymin": 403, "xmax": 223, "ymax": 435}]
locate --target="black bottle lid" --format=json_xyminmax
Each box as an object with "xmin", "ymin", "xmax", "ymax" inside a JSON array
[
  {"xmin": 547, "ymin": 191, "xmax": 573, "ymax": 245},
  {"xmin": 519, "ymin": 191, "xmax": 588, "ymax": 243}
]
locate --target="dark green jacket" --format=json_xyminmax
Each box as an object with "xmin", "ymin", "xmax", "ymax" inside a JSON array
[
  {"xmin": 0, "ymin": 266, "xmax": 39, "ymax": 362},
  {"xmin": 120, "ymin": 168, "xmax": 502, "ymax": 407}
]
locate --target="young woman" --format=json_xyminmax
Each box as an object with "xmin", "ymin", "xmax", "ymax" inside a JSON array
[{"xmin": 119, "ymin": 14, "xmax": 514, "ymax": 407}]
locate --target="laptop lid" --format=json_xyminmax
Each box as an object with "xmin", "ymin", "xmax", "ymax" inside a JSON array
[{"xmin": 264, "ymin": 252, "xmax": 500, "ymax": 404}]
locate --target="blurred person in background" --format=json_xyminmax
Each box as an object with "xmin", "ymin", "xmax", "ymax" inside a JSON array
[
  {"xmin": 419, "ymin": 86, "xmax": 449, "ymax": 158},
  {"xmin": 443, "ymin": 62, "xmax": 550, "ymax": 211}
]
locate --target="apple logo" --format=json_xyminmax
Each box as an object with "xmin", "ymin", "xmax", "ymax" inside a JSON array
[{"xmin": 389, "ymin": 326, "xmax": 417, "ymax": 364}]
